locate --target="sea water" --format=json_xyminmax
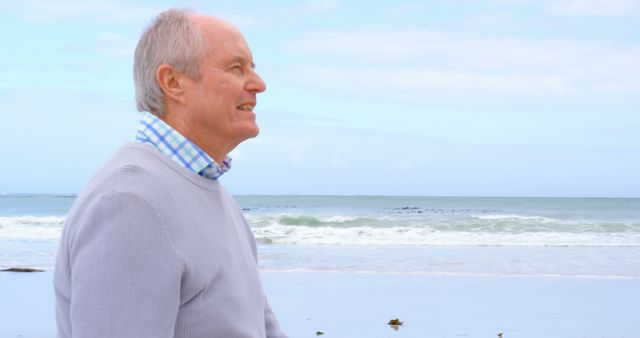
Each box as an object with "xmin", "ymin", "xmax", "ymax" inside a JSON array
[{"xmin": 1, "ymin": 194, "xmax": 639, "ymax": 278}]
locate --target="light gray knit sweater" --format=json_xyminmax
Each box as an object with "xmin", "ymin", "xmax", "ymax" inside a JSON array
[{"xmin": 54, "ymin": 142, "xmax": 287, "ymax": 338}]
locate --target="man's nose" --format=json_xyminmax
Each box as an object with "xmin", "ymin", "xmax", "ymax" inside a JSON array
[{"xmin": 247, "ymin": 71, "xmax": 267, "ymax": 93}]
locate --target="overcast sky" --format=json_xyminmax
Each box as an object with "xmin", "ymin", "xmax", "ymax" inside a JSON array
[{"xmin": 1, "ymin": 0, "xmax": 639, "ymax": 197}]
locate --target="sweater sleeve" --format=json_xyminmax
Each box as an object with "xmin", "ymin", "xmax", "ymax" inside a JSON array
[
  {"xmin": 68, "ymin": 192, "xmax": 183, "ymax": 338},
  {"xmin": 264, "ymin": 296, "xmax": 289, "ymax": 338},
  {"xmin": 230, "ymin": 196, "xmax": 288, "ymax": 338}
]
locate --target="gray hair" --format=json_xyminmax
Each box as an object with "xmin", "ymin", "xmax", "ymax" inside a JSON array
[{"xmin": 134, "ymin": 8, "xmax": 207, "ymax": 117}]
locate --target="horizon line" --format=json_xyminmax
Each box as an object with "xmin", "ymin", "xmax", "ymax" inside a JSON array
[{"xmin": 1, "ymin": 193, "xmax": 639, "ymax": 199}]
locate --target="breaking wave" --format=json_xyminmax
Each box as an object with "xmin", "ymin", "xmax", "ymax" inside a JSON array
[
  {"xmin": 251, "ymin": 224, "xmax": 640, "ymax": 247},
  {"xmin": 0, "ymin": 216, "xmax": 65, "ymax": 240}
]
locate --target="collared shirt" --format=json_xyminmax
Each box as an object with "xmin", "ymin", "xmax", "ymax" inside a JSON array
[{"xmin": 135, "ymin": 111, "xmax": 231, "ymax": 180}]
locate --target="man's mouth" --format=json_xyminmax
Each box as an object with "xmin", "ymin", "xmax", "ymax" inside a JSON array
[{"xmin": 237, "ymin": 104, "xmax": 255, "ymax": 112}]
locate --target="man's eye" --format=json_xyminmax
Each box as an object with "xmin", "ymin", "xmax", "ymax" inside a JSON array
[{"xmin": 231, "ymin": 65, "xmax": 243, "ymax": 73}]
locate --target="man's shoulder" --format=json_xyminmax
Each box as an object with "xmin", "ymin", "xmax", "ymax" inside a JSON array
[
  {"xmin": 73, "ymin": 143, "xmax": 176, "ymax": 206},
  {"xmin": 68, "ymin": 141, "xmax": 225, "ymax": 224},
  {"xmin": 91, "ymin": 142, "xmax": 168, "ymax": 185}
]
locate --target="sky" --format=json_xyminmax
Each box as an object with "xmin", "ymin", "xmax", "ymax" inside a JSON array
[{"xmin": 0, "ymin": 0, "xmax": 639, "ymax": 197}]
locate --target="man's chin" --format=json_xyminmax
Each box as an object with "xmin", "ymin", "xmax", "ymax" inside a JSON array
[
  {"xmin": 237, "ymin": 125, "xmax": 260, "ymax": 142},
  {"xmin": 249, "ymin": 126, "xmax": 260, "ymax": 138}
]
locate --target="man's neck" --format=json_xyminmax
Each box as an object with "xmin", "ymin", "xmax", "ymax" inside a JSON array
[{"xmin": 160, "ymin": 114, "xmax": 235, "ymax": 165}]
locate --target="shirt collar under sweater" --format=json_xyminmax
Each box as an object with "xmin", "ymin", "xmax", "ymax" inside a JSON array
[{"xmin": 135, "ymin": 111, "xmax": 231, "ymax": 180}]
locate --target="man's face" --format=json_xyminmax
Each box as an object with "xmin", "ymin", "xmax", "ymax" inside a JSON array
[{"xmin": 182, "ymin": 18, "xmax": 266, "ymax": 151}]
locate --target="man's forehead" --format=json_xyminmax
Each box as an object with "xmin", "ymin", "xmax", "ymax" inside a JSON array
[
  {"xmin": 192, "ymin": 15, "xmax": 242, "ymax": 39},
  {"xmin": 189, "ymin": 14, "xmax": 254, "ymax": 65}
]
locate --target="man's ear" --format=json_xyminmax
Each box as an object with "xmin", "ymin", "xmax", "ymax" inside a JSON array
[{"xmin": 156, "ymin": 64, "xmax": 186, "ymax": 105}]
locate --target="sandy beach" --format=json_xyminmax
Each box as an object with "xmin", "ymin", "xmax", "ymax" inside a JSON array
[{"xmin": 1, "ymin": 270, "xmax": 638, "ymax": 338}]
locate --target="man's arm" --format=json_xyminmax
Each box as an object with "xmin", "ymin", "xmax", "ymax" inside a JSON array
[
  {"xmin": 264, "ymin": 296, "xmax": 289, "ymax": 338},
  {"xmin": 68, "ymin": 192, "xmax": 182, "ymax": 338},
  {"xmin": 231, "ymin": 197, "xmax": 288, "ymax": 338}
]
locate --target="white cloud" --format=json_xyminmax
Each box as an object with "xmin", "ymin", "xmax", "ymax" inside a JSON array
[
  {"xmin": 484, "ymin": 0, "xmax": 533, "ymax": 5},
  {"xmin": 280, "ymin": 27, "xmax": 640, "ymax": 103},
  {"xmin": 184, "ymin": 1, "xmax": 341, "ymax": 30},
  {"xmin": 95, "ymin": 32, "xmax": 137, "ymax": 57},
  {"xmin": 269, "ymin": 0, "xmax": 340, "ymax": 19},
  {"xmin": 286, "ymin": 28, "xmax": 633, "ymax": 70},
  {"xmin": 299, "ymin": 0, "xmax": 340, "ymax": 15},
  {"xmin": 389, "ymin": 3, "xmax": 425, "ymax": 17},
  {"xmin": 547, "ymin": 0, "xmax": 639, "ymax": 17},
  {"xmin": 0, "ymin": 0, "xmax": 162, "ymax": 23},
  {"xmin": 282, "ymin": 66, "xmax": 569, "ymax": 100}
]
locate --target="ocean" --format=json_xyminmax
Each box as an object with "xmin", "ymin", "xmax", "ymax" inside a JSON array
[{"xmin": 1, "ymin": 194, "xmax": 639, "ymax": 279}]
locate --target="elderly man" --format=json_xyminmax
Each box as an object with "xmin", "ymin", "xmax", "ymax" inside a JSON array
[{"xmin": 54, "ymin": 9, "xmax": 287, "ymax": 338}]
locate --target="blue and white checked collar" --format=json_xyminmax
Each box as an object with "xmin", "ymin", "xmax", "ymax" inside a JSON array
[{"xmin": 135, "ymin": 112, "xmax": 231, "ymax": 180}]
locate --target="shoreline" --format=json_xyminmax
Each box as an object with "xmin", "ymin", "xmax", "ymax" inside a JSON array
[
  {"xmin": 9, "ymin": 266, "xmax": 640, "ymax": 280},
  {"xmin": 259, "ymin": 268, "xmax": 640, "ymax": 280},
  {"xmin": 262, "ymin": 271, "xmax": 640, "ymax": 338},
  {"xmin": 2, "ymin": 270, "xmax": 638, "ymax": 338}
]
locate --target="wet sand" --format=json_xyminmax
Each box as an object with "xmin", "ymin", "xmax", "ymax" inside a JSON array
[{"xmin": 1, "ymin": 270, "xmax": 638, "ymax": 337}]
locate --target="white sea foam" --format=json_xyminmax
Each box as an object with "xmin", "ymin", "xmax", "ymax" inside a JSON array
[
  {"xmin": 0, "ymin": 216, "xmax": 65, "ymax": 240},
  {"xmin": 472, "ymin": 214, "xmax": 559, "ymax": 223},
  {"xmin": 252, "ymin": 224, "xmax": 640, "ymax": 247},
  {"xmin": 322, "ymin": 215, "xmax": 360, "ymax": 222},
  {"xmin": 3, "ymin": 213, "xmax": 638, "ymax": 247},
  {"xmin": 257, "ymin": 268, "xmax": 640, "ymax": 280},
  {"xmin": 3, "ymin": 195, "xmax": 640, "ymax": 278},
  {"xmin": 245, "ymin": 213, "xmax": 366, "ymax": 226}
]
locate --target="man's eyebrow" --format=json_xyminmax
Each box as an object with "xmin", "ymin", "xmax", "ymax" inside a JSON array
[{"xmin": 228, "ymin": 56, "xmax": 255, "ymax": 68}]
